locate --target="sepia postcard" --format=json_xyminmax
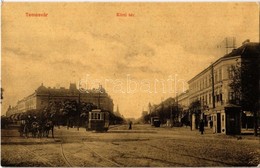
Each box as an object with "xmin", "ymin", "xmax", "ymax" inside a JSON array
[{"xmin": 1, "ymin": 2, "xmax": 260, "ymax": 167}]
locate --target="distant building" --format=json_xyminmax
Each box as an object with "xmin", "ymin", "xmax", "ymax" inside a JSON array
[
  {"xmin": 176, "ymin": 90, "xmax": 189, "ymax": 111},
  {"xmin": 187, "ymin": 42, "xmax": 259, "ymax": 134},
  {"xmin": 6, "ymin": 83, "xmax": 113, "ymax": 117},
  {"xmin": 175, "ymin": 90, "xmax": 190, "ymax": 122}
]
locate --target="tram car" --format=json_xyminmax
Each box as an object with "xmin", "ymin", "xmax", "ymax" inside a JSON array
[
  {"xmin": 151, "ymin": 117, "xmax": 161, "ymax": 127},
  {"xmin": 88, "ymin": 109, "xmax": 109, "ymax": 132}
]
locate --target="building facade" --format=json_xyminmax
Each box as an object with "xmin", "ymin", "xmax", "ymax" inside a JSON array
[
  {"xmin": 6, "ymin": 83, "xmax": 114, "ymax": 117},
  {"xmin": 186, "ymin": 42, "xmax": 259, "ymax": 134}
]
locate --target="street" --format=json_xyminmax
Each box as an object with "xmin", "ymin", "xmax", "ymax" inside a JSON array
[{"xmin": 1, "ymin": 124, "xmax": 260, "ymax": 167}]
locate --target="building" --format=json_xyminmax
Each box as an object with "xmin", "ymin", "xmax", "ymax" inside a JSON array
[
  {"xmin": 176, "ymin": 90, "xmax": 190, "ymax": 112},
  {"xmin": 187, "ymin": 42, "xmax": 259, "ymax": 134},
  {"xmin": 174, "ymin": 90, "xmax": 190, "ymax": 123},
  {"xmin": 6, "ymin": 83, "xmax": 114, "ymax": 117}
]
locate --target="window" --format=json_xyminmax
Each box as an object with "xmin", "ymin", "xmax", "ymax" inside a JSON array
[
  {"xmin": 215, "ymin": 71, "xmax": 218, "ymax": 82},
  {"xmin": 228, "ymin": 66, "xmax": 234, "ymax": 79},
  {"xmin": 229, "ymin": 92, "xmax": 234, "ymax": 101},
  {"xmin": 205, "ymin": 77, "xmax": 207, "ymax": 88},
  {"xmin": 219, "ymin": 69, "xmax": 222, "ymax": 81}
]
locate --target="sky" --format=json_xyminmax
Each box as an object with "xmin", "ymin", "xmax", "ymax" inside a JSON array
[{"xmin": 1, "ymin": 2, "xmax": 259, "ymax": 118}]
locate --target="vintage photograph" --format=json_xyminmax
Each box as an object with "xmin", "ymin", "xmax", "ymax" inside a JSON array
[{"xmin": 1, "ymin": 2, "xmax": 260, "ymax": 167}]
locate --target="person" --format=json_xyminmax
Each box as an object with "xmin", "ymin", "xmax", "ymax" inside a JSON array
[
  {"xmin": 26, "ymin": 115, "xmax": 32, "ymax": 127},
  {"xmin": 32, "ymin": 115, "xmax": 37, "ymax": 123},
  {"xmin": 128, "ymin": 121, "xmax": 132, "ymax": 130},
  {"xmin": 199, "ymin": 119, "xmax": 205, "ymax": 135},
  {"xmin": 209, "ymin": 120, "xmax": 213, "ymax": 129}
]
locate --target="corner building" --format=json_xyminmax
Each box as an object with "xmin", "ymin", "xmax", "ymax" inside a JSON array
[
  {"xmin": 188, "ymin": 42, "xmax": 259, "ymax": 135},
  {"xmin": 6, "ymin": 83, "xmax": 114, "ymax": 117}
]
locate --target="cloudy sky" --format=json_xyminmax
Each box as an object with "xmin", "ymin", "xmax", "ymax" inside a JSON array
[{"xmin": 1, "ymin": 2, "xmax": 259, "ymax": 118}]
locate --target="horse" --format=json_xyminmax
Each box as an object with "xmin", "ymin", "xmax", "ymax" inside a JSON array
[
  {"xmin": 19, "ymin": 121, "xmax": 40, "ymax": 138},
  {"xmin": 42, "ymin": 120, "xmax": 54, "ymax": 138},
  {"xmin": 31, "ymin": 121, "xmax": 41, "ymax": 138}
]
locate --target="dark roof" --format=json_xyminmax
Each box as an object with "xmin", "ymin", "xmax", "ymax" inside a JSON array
[
  {"xmin": 188, "ymin": 42, "xmax": 260, "ymax": 83},
  {"xmin": 222, "ymin": 42, "xmax": 260, "ymax": 59},
  {"xmin": 36, "ymin": 84, "xmax": 48, "ymax": 93}
]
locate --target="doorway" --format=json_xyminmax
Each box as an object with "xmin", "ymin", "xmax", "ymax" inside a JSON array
[{"xmin": 217, "ymin": 113, "xmax": 221, "ymax": 133}]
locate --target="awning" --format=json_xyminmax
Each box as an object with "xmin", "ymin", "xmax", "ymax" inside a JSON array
[{"xmin": 213, "ymin": 104, "xmax": 241, "ymax": 111}]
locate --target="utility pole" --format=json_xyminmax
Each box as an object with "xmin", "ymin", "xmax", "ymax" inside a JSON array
[
  {"xmin": 98, "ymin": 85, "xmax": 101, "ymax": 109},
  {"xmin": 176, "ymin": 92, "xmax": 179, "ymax": 123},
  {"xmin": 211, "ymin": 64, "xmax": 215, "ymax": 109}
]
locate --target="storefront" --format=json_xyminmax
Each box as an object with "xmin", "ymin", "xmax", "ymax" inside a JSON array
[{"xmin": 211, "ymin": 105, "xmax": 241, "ymax": 135}]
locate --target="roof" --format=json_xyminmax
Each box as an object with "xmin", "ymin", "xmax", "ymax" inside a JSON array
[
  {"xmin": 188, "ymin": 42, "xmax": 260, "ymax": 83},
  {"xmin": 222, "ymin": 42, "xmax": 260, "ymax": 59}
]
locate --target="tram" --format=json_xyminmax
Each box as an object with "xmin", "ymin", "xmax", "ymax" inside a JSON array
[
  {"xmin": 151, "ymin": 117, "xmax": 161, "ymax": 127},
  {"xmin": 88, "ymin": 109, "xmax": 109, "ymax": 132}
]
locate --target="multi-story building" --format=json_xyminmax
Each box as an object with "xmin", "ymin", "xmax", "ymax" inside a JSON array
[
  {"xmin": 175, "ymin": 90, "xmax": 189, "ymax": 122},
  {"xmin": 176, "ymin": 90, "xmax": 189, "ymax": 111},
  {"xmin": 187, "ymin": 42, "xmax": 259, "ymax": 134},
  {"xmin": 6, "ymin": 83, "xmax": 114, "ymax": 117}
]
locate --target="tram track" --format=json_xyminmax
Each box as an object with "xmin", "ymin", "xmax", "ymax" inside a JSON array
[
  {"xmin": 139, "ymin": 140, "xmax": 234, "ymax": 166},
  {"xmin": 60, "ymin": 141, "xmax": 108, "ymax": 167},
  {"xmin": 59, "ymin": 140, "xmax": 73, "ymax": 167},
  {"xmin": 55, "ymin": 126, "xmax": 124, "ymax": 167},
  {"xmin": 17, "ymin": 144, "xmax": 56, "ymax": 167},
  {"xmin": 82, "ymin": 141, "xmax": 123, "ymax": 167}
]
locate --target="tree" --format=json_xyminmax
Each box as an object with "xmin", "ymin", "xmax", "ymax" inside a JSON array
[
  {"xmin": 189, "ymin": 100, "xmax": 201, "ymax": 129},
  {"xmin": 229, "ymin": 44, "xmax": 260, "ymax": 136},
  {"xmin": 60, "ymin": 100, "xmax": 78, "ymax": 129},
  {"xmin": 229, "ymin": 61, "xmax": 242, "ymax": 105}
]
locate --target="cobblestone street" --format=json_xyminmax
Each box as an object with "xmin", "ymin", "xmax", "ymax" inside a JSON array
[{"xmin": 1, "ymin": 124, "xmax": 260, "ymax": 167}]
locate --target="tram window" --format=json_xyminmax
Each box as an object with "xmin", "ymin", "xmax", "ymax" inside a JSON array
[
  {"xmin": 98, "ymin": 113, "xmax": 101, "ymax": 120},
  {"xmin": 94, "ymin": 113, "xmax": 97, "ymax": 119},
  {"xmin": 91, "ymin": 113, "xmax": 94, "ymax": 119}
]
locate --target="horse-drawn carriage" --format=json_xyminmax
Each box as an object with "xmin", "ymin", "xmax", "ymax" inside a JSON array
[
  {"xmin": 19, "ymin": 119, "xmax": 40, "ymax": 138},
  {"xmin": 18, "ymin": 114, "xmax": 54, "ymax": 138}
]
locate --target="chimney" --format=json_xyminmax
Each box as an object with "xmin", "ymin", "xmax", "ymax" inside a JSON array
[{"xmin": 242, "ymin": 39, "xmax": 250, "ymax": 45}]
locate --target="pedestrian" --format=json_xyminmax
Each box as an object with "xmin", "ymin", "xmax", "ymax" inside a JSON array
[
  {"xmin": 32, "ymin": 115, "xmax": 37, "ymax": 123},
  {"xmin": 129, "ymin": 121, "xmax": 132, "ymax": 130},
  {"xmin": 199, "ymin": 119, "xmax": 205, "ymax": 135},
  {"xmin": 209, "ymin": 120, "xmax": 213, "ymax": 129},
  {"xmin": 26, "ymin": 115, "xmax": 32, "ymax": 126}
]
